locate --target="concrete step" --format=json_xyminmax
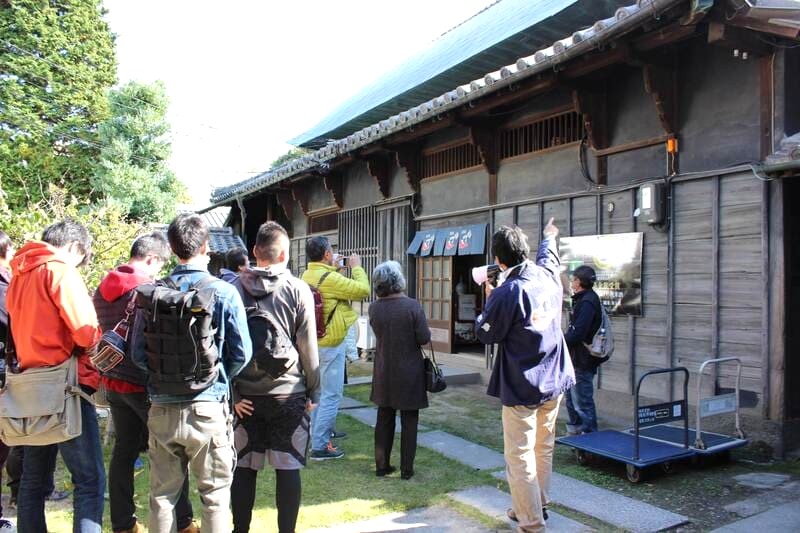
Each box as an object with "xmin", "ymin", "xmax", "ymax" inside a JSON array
[
  {"xmin": 492, "ymin": 470, "xmax": 690, "ymax": 532},
  {"xmin": 710, "ymin": 500, "xmax": 800, "ymax": 532},
  {"xmin": 305, "ymin": 504, "xmax": 490, "ymax": 532},
  {"xmin": 341, "ymin": 407, "xmax": 429, "ymax": 433},
  {"xmin": 418, "ymin": 430, "xmax": 505, "ymax": 471}
]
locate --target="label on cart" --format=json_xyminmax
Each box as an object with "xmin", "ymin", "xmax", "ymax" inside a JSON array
[
  {"xmin": 699, "ymin": 393, "xmax": 736, "ymax": 418},
  {"xmin": 637, "ymin": 400, "xmax": 686, "ymax": 428}
]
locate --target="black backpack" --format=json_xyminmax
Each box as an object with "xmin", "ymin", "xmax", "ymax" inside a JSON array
[
  {"xmin": 135, "ymin": 276, "xmax": 220, "ymax": 395},
  {"xmin": 239, "ymin": 294, "xmax": 296, "ymax": 382}
]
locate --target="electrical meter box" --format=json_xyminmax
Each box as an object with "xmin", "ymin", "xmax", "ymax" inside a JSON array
[{"xmin": 639, "ymin": 182, "xmax": 667, "ymax": 225}]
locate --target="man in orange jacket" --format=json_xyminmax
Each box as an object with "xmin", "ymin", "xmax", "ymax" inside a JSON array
[{"xmin": 6, "ymin": 219, "xmax": 105, "ymax": 533}]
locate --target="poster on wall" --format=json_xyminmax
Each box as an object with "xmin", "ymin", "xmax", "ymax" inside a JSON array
[{"xmin": 559, "ymin": 232, "xmax": 644, "ymax": 316}]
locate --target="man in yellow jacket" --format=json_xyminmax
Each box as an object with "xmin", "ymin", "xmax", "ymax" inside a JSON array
[{"xmin": 302, "ymin": 236, "xmax": 370, "ymax": 460}]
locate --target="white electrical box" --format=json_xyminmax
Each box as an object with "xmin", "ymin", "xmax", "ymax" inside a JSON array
[{"xmin": 639, "ymin": 182, "xmax": 667, "ymax": 225}]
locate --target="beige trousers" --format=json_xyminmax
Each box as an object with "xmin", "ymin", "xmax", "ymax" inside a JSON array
[
  {"xmin": 148, "ymin": 401, "xmax": 235, "ymax": 533},
  {"xmin": 502, "ymin": 395, "xmax": 562, "ymax": 533}
]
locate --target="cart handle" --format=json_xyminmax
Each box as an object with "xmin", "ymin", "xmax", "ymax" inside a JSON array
[
  {"xmin": 695, "ymin": 357, "xmax": 744, "ymax": 449},
  {"xmin": 634, "ymin": 367, "xmax": 690, "ymax": 461}
]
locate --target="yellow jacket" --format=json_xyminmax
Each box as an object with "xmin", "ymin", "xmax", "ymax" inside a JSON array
[{"xmin": 302, "ymin": 262, "xmax": 371, "ymax": 347}]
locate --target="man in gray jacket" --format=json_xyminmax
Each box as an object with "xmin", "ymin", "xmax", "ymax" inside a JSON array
[{"xmin": 230, "ymin": 221, "xmax": 320, "ymax": 533}]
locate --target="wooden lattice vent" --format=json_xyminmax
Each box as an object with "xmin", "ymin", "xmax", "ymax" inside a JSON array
[
  {"xmin": 421, "ymin": 142, "xmax": 483, "ymax": 179},
  {"xmin": 500, "ymin": 110, "xmax": 584, "ymax": 160},
  {"xmin": 309, "ymin": 212, "xmax": 338, "ymax": 234}
]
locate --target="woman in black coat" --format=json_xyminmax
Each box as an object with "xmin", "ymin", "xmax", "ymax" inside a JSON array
[{"xmin": 368, "ymin": 260, "xmax": 431, "ymax": 480}]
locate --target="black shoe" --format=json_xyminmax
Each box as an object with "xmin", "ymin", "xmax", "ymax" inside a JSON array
[
  {"xmin": 376, "ymin": 466, "xmax": 396, "ymax": 477},
  {"xmin": 507, "ymin": 508, "xmax": 548, "ymax": 522},
  {"xmin": 400, "ymin": 470, "xmax": 414, "ymax": 480},
  {"xmin": 46, "ymin": 489, "xmax": 70, "ymax": 501},
  {"xmin": 330, "ymin": 430, "xmax": 347, "ymax": 439}
]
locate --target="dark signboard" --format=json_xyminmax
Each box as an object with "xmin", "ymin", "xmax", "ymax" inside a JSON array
[
  {"xmin": 560, "ymin": 232, "xmax": 644, "ymax": 316},
  {"xmin": 637, "ymin": 400, "xmax": 686, "ymax": 428}
]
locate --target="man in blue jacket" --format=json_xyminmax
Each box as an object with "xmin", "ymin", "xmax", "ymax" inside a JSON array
[
  {"xmin": 132, "ymin": 214, "xmax": 252, "ymax": 533},
  {"xmin": 476, "ymin": 219, "xmax": 575, "ymax": 533}
]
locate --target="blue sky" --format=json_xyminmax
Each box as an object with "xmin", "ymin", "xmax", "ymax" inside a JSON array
[{"xmin": 104, "ymin": 0, "xmax": 492, "ymax": 207}]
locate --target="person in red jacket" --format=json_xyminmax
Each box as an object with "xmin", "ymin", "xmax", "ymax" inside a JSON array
[
  {"xmin": 0, "ymin": 230, "xmax": 16, "ymax": 533},
  {"xmin": 93, "ymin": 232, "xmax": 198, "ymax": 533},
  {"xmin": 6, "ymin": 219, "xmax": 105, "ymax": 533}
]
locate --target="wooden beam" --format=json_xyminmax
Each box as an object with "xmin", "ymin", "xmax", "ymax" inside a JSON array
[
  {"xmin": 708, "ymin": 21, "xmax": 773, "ymax": 57},
  {"xmin": 291, "ymin": 184, "xmax": 310, "ymax": 215},
  {"xmin": 723, "ymin": 15, "xmax": 800, "ymax": 40},
  {"xmin": 275, "ymin": 189, "xmax": 294, "ymax": 219},
  {"xmin": 394, "ymin": 143, "xmax": 422, "ymax": 193},
  {"xmin": 594, "ymin": 134, "xmax": 670, "ymax": 157},
  {"xmin": 366, "ymin": 153, "xmax": 392, "ymax": 199},
  {"xmin": 643, "ymin": 63, "xmax": 677, "ymax": 135},
  {"xmin": 572, "ymin": 88, "xmax": 608, "ymax": 152},
  {"xmin": 470, "ymin": 124, "xmax": 499, "ymax": 205},
  {"xmin": 322, "ymin": 171, "xmax": 344, "ymax": 209},
  {"xmin": 633, "ymin": 22, "xmax": 698, "ymax": 52}
]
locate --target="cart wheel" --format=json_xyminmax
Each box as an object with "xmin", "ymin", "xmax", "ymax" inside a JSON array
[
  {"xmin": 661, "ymin": 462, "xmax": 674, "ymax": 474},
  {"xmin": 626, "ymin": 464, "xmax": 643, "ymax": 483},
  {"xmin": 574, "ymin": 449, "xmax": 590, "ymax": 465},
  {"xmin": 719, "ymin": 450, "xmax": 732, "ymax": 463}
]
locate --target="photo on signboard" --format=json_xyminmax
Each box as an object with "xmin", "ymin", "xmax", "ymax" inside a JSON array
[{"xmin": 559, "ymin": 232, "xmax": 644, "ymax": 316}]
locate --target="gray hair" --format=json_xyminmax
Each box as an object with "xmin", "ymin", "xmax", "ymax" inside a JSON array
[{"xmin": 372, "ymin": 261, "xmax": 406, "ymax": 297}]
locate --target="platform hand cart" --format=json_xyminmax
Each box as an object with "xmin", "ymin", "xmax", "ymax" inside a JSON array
[
  {"xmin": 558, "ymin": 361, "xmax": 749, "ymax": 482},
  {"xmin": 557, "ymin": 367, "xmax": 695, "ymax": 483},
  {"xmin": 627, "ymin": 357, "xmax": 747, "ymax": 459}
]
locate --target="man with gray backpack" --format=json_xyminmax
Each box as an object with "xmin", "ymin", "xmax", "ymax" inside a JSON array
[
  {"xmin": 131, "ymin": 213, "xmax": 252, "ymax": 533},
  {"xmin": 564, "ymin": 265, "xmax": 613, "ymax": 435},
  {"xmin": 229, "ymin": 221, "xmax": 319, "ymax": 533}
]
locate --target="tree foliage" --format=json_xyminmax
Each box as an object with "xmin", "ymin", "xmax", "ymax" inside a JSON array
[
  {"xmin": 0, "ymin": 185, "xmax": 146, "ymax": 289},
  {"xmin": 92, "ymin": 80, "xmax": 187, "ymax": 223},
  {"xmin": 270, "ymin": 147, "xmax": 311, "ymax": 169},
  {"xmin": 0, "ymin": 0, "xmax": 118, "ymax": 210}
]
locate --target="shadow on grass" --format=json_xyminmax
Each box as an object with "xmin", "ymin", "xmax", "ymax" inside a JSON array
[{"xmin": 48, "ymin": 412, "xmax": 498, "ymax": 532}]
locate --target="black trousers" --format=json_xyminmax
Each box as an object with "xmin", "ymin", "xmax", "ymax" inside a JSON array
[
  {"xmin": 6, "ymin": 445, "xmax": 55, "ymax": 502},
  {"xmin": 106, "ymin": 390, "xmax": 194, "ymax": 531},
  {"xmin": 374, "ymin": 407, "xmax": 419, "ymax": 474}
]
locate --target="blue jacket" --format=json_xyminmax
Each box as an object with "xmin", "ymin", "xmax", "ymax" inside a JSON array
[
  {"xmin": 132, "ymin": 263, "xmax": 253, "ymax": 404},
  {"xmin": 478, "ymin": 236, "xmax": 575, "ymax": 407}
]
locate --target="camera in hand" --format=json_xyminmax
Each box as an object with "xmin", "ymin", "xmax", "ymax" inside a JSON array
[
  {"xmin": 471, "ymin": 264, "xmax": 501, "ymax": 287},
  {"xmin": 337, "ymin": 256, "xmax": 349, "ymax": 268}
]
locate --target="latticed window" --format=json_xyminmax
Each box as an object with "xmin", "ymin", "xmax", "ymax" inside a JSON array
[
  {"xmin": 500, "ymin": 111, "xmax": 583, "ymax": 159},
  {"xmin": 421, "ymin": 142, "xmax": 482, "ymax": 179}
]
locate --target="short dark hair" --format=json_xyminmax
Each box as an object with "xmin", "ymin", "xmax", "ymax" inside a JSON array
[
  {"xmin": 573, "ymin": 265, "xmax": 596, "ymax": 289},
  {"xmin": 167, "ymin": 213, "xmax": 209, "ymax": 260},
  {"xmin": 254, "ymin": 222, "xmax": 288, "ymax": 263},
  {"xmin": 130, "ymin": 231, "xmax": 170, "ymax": 262},
  {"xmin": 306, "ymin": 235, "xmax": 331, "ymax": 263},
  {"xmin": 225, "ymin": 246, "xmax": 249, "ymax": 270},
  {"xmin": 0, "ymin": 230, "xmax": 11, "ymax": 258},
  {"xmin": 42, "ymin": 219, "xmax": 92, "ymax": 267},
  {"xmin": 491, "ymin": 225, "xmax": 529, "ymax": 267}
]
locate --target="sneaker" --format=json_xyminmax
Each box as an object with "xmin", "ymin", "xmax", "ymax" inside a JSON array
[
  {"xmin": 118, "ymin": 522, "xmax": 145, "ymax": 533},
  {"xmin": 310, "ymin": 442, "xmax": 344, "ymax": 461},
  {"xmin": 46, "ymin": 489, "xmax": 70, "ymax": 502},
  {"xmin": 7, "ymin": 497, "xmax": 16, "ymax": 510},
  {"xmin": 133, "ymin": 456, "xmax": 145, "ymax": 470},
  {"xmin": 330, "ymin": 430, "xmax": 347, "ymax": 439},
  {"xmin": 177, "ymin": 521, "xmax": 200, "ymax": 533},
  {"xmin": 0, "ymin": 519, "xmax": 16, "ymax": 532}
]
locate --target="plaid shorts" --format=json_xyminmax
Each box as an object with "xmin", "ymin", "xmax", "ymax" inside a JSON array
[{"xmin": 233, "ymin": 393, "xmax": 310, "ymax": 470}]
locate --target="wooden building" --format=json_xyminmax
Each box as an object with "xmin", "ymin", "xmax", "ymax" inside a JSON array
[{"xmin": 206, "ymin": 0, "xmax": 800, "ymax": 455}]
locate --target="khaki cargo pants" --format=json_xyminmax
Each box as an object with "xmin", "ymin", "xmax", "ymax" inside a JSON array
[
  {"xmin": 502, "ymin": 395, "xmax": 562, "ymax": 533},
  {"xmin": 148, "ymin": 401, "xmax": 235, "ymax": 533}
]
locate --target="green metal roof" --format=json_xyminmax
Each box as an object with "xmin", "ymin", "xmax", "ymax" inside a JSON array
[{"xmin": 290, "ymin": 0, "xmax": 634, "ymax": 148}]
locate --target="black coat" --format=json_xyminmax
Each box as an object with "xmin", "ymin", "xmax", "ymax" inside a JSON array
[
  {"xmin": 369, "ymin": 294, "xmax": 431, "ymax": 410},
  {"xmin": 565, "ymin": 289, "xmax": 602, "ymax": 372}
]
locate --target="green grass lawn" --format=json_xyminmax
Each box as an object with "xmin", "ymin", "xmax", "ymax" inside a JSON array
[{"xmin": 42, "ymin": 412, "xmax": 500, "ymax": 532}]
